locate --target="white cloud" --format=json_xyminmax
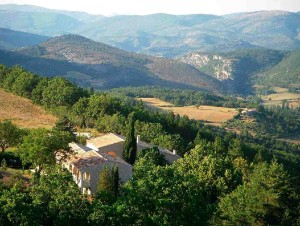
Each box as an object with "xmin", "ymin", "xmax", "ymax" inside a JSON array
[{"xmin": 0, "ymin": 0, "xmax": 299, "ymax": 15}]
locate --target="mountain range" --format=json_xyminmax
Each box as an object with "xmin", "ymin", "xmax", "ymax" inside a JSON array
[
  {"xmin": 0, "ymin": 4, "xmax": 300, "ymax": 57},
  {"xmin": 0, "ymin": 35, "xmax": 222, "ymax": 91},
  {"xmin": 0, "ymin": 4, "xmax": 299, "ymax": 94}
]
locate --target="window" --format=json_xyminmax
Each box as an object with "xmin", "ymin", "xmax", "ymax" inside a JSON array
[{"xmin": 84, "ymin": 172, "xmax": 90, "ymax": 180}]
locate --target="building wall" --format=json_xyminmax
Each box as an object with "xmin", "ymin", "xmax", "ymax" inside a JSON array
[
  {"xmin": 161, "ymin": 152, "xmax": 180, "ymax": 163},
  {"xmin": 97, "ymin": 141, "xmax": 124, "ymax": 157},
  {"xmin": 81, "ymin": 161, "xmax": 132, "ymax": 194},
  {"xmin": 137, "ymin": 144, "xmax": 180, "ymax": 163}
]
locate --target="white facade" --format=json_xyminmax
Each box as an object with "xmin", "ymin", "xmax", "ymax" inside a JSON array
[{"xmin": 64, "ymin": 133, "xmax": 180, "ymax": 194}]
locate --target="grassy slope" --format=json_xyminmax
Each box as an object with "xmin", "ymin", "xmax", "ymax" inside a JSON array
[{"xmin": 0, "ymin": 89, "xmax": 57, "ymax": 128}]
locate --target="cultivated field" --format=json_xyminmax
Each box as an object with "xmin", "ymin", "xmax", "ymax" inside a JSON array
[
  {"xmin": 0, "ymin": 89, "xmax": 57, "ymax": 128},
  {"xmin": 139, "ymin": 98, "xmax": 238, "ymax": 126},
  {"xmin": 260, "ymin": 87, "xmax": 300, "ymax": 108},
  {"xmin": 278, "ymin": 134, "xmax": 300, "ymax": 145}
]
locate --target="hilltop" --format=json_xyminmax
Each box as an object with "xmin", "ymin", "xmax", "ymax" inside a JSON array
[
  {"xmin": 0, "ymin": 88, "xmax": 57, "ymax": 128},
  {"xmin": 255, "ymin": 50, "xmax": 300, "ymax": 87},
  {"xmin": 177, "ymin": 49, "xmax": 286, "ymax": 94},
  {"xmin": 0, "ymin": 5, "xmax": 300, "ymax": 57},
  {"xmin": 0, "ymin": 35, "xmax": 222, "ymax": 91}
]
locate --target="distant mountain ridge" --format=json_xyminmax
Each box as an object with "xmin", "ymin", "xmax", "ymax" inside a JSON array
[
  {"xmin": 0, "ymin": 28, "xmax": 49, "ymax": 50},
  {"xmin": 0, "ymin": 35, "xmax": 222, "ymax": 92},
  {"xmin": 0, "ymin": 4, "xmax": 300, "ymax": 57}
]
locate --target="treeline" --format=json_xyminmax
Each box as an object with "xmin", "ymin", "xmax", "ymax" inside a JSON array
[
  {"xmin": 107, "ymin": 86, "xmax": 257, "ymax": 108},
  {"xmin": 0, "ymin": 65, "xmax": 88, "ymax": 107},
  {"xmin": 0, "ymin": 64, "xmax": 300, "ymax": 225},
  {"xmin": 226, "ymin": 106, "xmax": 300, "ymax": 137}
]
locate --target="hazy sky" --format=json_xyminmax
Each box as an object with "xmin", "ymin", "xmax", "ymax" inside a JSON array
[{"xmin": 0, "ymin": 0, "xmax": 299, "ymax": 15}]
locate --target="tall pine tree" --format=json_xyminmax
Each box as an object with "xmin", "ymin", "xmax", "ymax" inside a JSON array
[{"xmin": 123, "ymin": 113, "xmax": 137, "ymax": 165}]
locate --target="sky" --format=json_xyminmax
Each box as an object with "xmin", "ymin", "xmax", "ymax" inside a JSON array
[{"xmin": 0, "ymin": 0, "xmax": 299, "ymax": 15}]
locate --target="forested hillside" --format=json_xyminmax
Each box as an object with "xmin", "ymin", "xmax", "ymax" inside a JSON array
[
  {"xmin": 0, "ymin": 35, "xmax": 222, "ymax": 92},
  {"xmin": 255, "ymin": 50, "xmax": 300, "ymax": 87},
  {"xmin": 0, "ymin": 64, "xmax": 299, "ymax": 225}
]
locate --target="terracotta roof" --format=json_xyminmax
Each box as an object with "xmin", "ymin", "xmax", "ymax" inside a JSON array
[
  {"xmin": 100, "ymin": 152, "xmax": 132, "ymax": 166},
  {"xmin": 87, "ymin": 133, "xmax": 124, "ymax": 148},
  {"xmin": 70, "ymin": 151, "xmax": 106, "ymax": 169},
  {"xmin": 67, "ymin": 142, "xmax": 132, "ymax": 169},
  {"xmin": 107, "ymin": 151, "xmax": 117, "ymax": 157}
]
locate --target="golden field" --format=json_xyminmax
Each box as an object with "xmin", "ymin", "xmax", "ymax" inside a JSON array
[
  {"xmin": 260, "ymin": 87, "xmax": 300, "ymax": 108},
  {"xmin": 0, "ymin": 89, "xmax": 57, "ymax": 128},
  {"xmin": 139, "ymin": 98, "xmax": 238, "ymax": 126}
]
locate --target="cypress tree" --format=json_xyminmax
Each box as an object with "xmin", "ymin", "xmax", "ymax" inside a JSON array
[
  {"xmin": 97, "ymin": 166, "xmax": 112, "ymax": 193},
  {"xmin": 111, "ymin": 166, "xmax": 119, "ymax": 197},
  {"xmin": 123, "ymin": 113, "xmax": 137, "ymax": 164}
]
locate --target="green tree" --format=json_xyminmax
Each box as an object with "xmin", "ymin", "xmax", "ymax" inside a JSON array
[
  {"xmin": 228, "ymin": 139, "xmax": 244, "ymax": 159},
  {"xmin": 153, "ymin": 134, "xmax": 184, "ymax": 156},
  {"xmin": 30, "ymin": 167, "xmax": 90, "ymax": 225},
  {"xmin": 0, "ymin": 187, "xmax": 37, "ymax": 225},
  {"xmin": 87, "ymin": 94, "xmax": 121, "ymax": 119},
  {"xmin": 0, "ymin": 64, "xmax": 9, "ymax": 86},
  {"xmin": 53, "ymin": 116, "xmax": 76, "ymax": 141},
  {"xmin": 123, "ymin": 113, "xmax": 137, "ymax": 165},
  {"xmin": 116, "ymin": 157, "xmax": 209, "ymax": 225},
  {"xmin": 175, "ymin": 142, "xmax": 241, "ymax": 203},
  {"xmin": 97, "ymin": 166, "xmax": 113, "ymax": 193},
  {"xmin": 31, "ymin": 77, "xmax": 49, "ymax": 104},
  {"xmin": 72, "ymin": 97, "xmax": 89, "ymax": 127},
  {"xmin": 11, "ymin": 71, "xmax": 39, "ymax": 98},
  {"xmin": 2, "ymin": 65, "xmax": 24, "ymax": 91},
  {"xmin": 0, "ymin": 121, "xmax": 23, "ymax": 153},
  {"xmin": 19, "ymin": 128, "xmax": 72, "ymax": 175},
  {"xmin": 138, "ymin": 146, "xmax": 167, "ymax": 166},
  {"xmin": 134, "ymin": 121, "xmax": 164, "ymax": 143},
  {"xmin": 216, "ymin": 161, "xmax": 296, "ymax": 225},
  {"xmin": 95, "ymin": 113, "xmax": 126, "ymax": 134},
  {"xmin": 111, "ymin": 166, "xmax": 119, "ymax": 197},
  {"xmin": 42, "ymin": 77, "xmax": 83, "ymax": 107}
]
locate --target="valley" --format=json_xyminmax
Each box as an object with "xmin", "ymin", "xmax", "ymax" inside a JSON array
[
  {"xmin": 256, "ymin": 86, "xmax": 300, "ymax": 108},
  {"xmin": 139, "ymin": 97, "xmax": 238, "ymax": 126}
]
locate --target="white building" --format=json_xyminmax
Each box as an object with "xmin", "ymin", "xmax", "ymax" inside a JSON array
[
  {"xmin": 63, "ymin": 142, "xmax": 132, "ymax": 195},
  {"xmin": 86, "ymin": 133, "xmax": 180, "ymax": 163},
  {"xmin": 63, "ymin": 133, "xmax": 180, "ymax": 194}
]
